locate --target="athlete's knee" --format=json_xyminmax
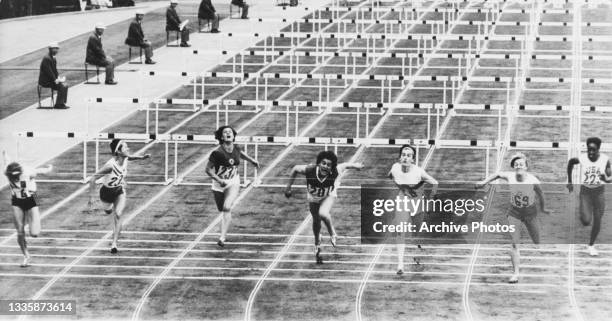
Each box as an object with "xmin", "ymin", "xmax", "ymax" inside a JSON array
[
  {"xmin": 580, "ymin": 216, "xmax": 591, "ymax": 226},
  {"xmin": 318, "ymin": 210, "xmax": 331, "ymax": 220}
]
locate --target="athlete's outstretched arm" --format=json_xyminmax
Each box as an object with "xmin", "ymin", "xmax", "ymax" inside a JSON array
[
  {"xmin": 127, "ymin": 153, "xmax": 151, "ymax": 161},
  {"xmin": 285, "ymin": 165, "xmax": 307, "ymax": 198},
  {"xmin": 421, "ymin": 170, "xmax": 439, "ymax": 196},
  {"xmin": 475, "ymin": 173, "xmax": 506, "ymax": 189},
  {"xmin": 240, "ymin": 151, "xmax": 260, "ymax": 169},
  {"xmin": 534, "ymin": 184, "xmax": 551, "ymax": 215},
  {"xmin": 33, "ymin": 164, "xmax": 53, "ymax": 176},
  {"xmin": 88, "ymin": 165, "xmax": 113, "ymax": 206},
  {"xmin": 337, "ymin": 162, "xmax": 364, "ymax": 173},
  {"xmin": 566, "ymin": 157, "xmax": 580, "ymax": 192}
]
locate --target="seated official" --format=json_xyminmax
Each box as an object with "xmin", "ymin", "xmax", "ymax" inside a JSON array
[
  {"xmin": 124, "ymin": 10, "xmax": 156, "ymax": 64},
  {"xmin": 198, "ymin": 0, "xmax": 221, "ymax": 33},
  {"xmin": 38, "ymin": 42, "xmax": 69, "ymax": 109},
  {"xmin": 231, "ymin": 0, "xmax": 249, "ymax": 19},
  {"xmin": 166, "ymin": 0, "xmax": 190, "ymax": 47},
  {"xmin": 86, "ymin": 23, "xmax": 117, "ymax": 85}
]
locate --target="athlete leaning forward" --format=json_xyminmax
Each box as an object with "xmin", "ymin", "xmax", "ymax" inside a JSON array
[
  {"xmin": 3, "ymin": 151, "xmax": 53, "ymax": 267},
  {"xmin": 285, "ymin": 150, "xmax": 363, "ymax": 264},
  {"xmin": 476, "ymin": 152, "xmax": 551, "ymax": 283},
  {"xmin": 88, "ymin": 139, "xmax": 151, "ymax": 254},
  {"xmin": 388, "ymin": 145, "xmax": 438, "ymax": 275}
]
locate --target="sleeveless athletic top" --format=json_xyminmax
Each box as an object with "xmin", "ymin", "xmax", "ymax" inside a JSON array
[
  {"xmin": 101, "ymin": 158, "xmax": 128, "ymax": 188},
  {"xmin": 579, "ymin": 153, "xmax": 609, "ymax": 189},
  {"xmin": 305, "ymin": 165, "xmax": 338, "ymax": 203},
  {"xmin": 503, "ymin": 171, "xmax": 540, "ymax": 208}
]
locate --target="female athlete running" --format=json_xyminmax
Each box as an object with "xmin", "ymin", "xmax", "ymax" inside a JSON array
[{"xmin": 285, "ymin": 150, "xmax": 363, "ymax": 264}]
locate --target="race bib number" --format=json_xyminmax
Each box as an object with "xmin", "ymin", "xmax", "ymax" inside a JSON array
[
  {"xmin": 217, "ymin": 166, "xmax": 237, "ymax": 180},
  {"xmin": 511, "ymin": 193, "xmax": 530, "ymax": 208},
  {"xmin": 17, "ymin": 181, "xmax": 30, "ymax": 198},
  {"xmin": 108, "ymin": 174, "xmax": 124, "ymax": 187},
  {"xmin": 308, "ymin": 185, "xmax": 333, "ymax": 198},
  {"xmin": 583, "ymin": 167, "xmax": 601, "ymax": 185}
]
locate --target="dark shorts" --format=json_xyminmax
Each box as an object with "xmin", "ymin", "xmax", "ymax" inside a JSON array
[
  {"xmin": 99, "ymin": 185, "xmax": 124, "ymax": 204},
  {"xmin": 580, "ymin": 185, "xmax": 605, "ymax": 217},
  {"xmin": 507, "ymin": 204, "xmax": 537, "ymax": 223},
  {"xmin": 11, "ymin": 194, "xmax": 38, "ymax": 212}
]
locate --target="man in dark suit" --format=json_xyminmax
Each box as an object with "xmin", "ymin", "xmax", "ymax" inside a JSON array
[
  {"xmin": 198, "ymin": 0, "xmax": 220, "ymax": 33},
  {"xmin": 166, "ymin": 0, "xmax": 190, "ymax": 47},
  {"xmin": 38, "ymin": 42, "xmax": 69, "ymax": 109},
  {"xmin": 231, "ymin": 0, "xmax": 249, "ymax": 19},
  {"xmin": 125, "ymin": 11, "xmax": 156, "ymax": 64},
  {"xmin": 86, "ymin": 23, "xmax": 117, "ymax": 85}
]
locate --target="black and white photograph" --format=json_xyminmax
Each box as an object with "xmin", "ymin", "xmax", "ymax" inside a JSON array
[{"xmin": 0, "ymin": 0, "xmax": 611, "ymax": 320}]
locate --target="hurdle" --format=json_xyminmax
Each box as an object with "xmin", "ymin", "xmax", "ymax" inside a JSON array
[
  {"xmin": 20, "ymin": 130, "xmax": 611, "ymax": 187},
  {"xmin": 15, "ymin": 132, "xmax": 173, "ymax": 186}
]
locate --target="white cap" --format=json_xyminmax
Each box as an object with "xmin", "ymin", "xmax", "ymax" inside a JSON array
[
  {"xmin": 48, "ymin": 42, "xmax": 60, "ymax": 48},
  {"xmin": 95, "ymin": 22, "xmax": 106, "ymax": 29},
  {"xmin": 135, "ymin": 10, "xmax": 145, "ymax": 15},
  {"xmin": 170, "ymin": 0, "xmax": 178, "ymax": 3}
]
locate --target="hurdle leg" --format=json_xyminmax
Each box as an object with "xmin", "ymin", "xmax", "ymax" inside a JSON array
[
  {"xmin": 82, "ymin": 140, "xmax": 87, "ymax": 183},
  {"xmin": 174, "ymin": 141, "xmax": 178, "ymax": 183},
  {"xmin": 165, "ymin": 141, "xmax": 169, "ymax": 183}
]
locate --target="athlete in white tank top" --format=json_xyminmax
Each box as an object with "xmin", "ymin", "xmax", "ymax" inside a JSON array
[
  {"xmin": 476, "ymin": 152, "xmax": 550, "ymax": 283},
  {"xmin": 567, "ymin": 137, "xmax": 612, "ymax": 256},
  {"xmin": 100, "ymin": 158, "xmax": 128, "ymax": 188}
]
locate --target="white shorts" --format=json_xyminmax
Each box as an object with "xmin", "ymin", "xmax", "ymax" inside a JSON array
[{"xmin": 212, "ymin": 175, "xmax": 240, "ymax": 192}]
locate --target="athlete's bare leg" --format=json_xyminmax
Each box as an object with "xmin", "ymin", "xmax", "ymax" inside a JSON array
[
  {"xmin": 110, "ymin": 193, "xmax": 127, "ymax": 253},
  {"xmin": 318, "ymin": 196, "xmax": 337, "ymax": 246},
  {"xmin": 12, "ymin": 206, "xmax": 30, "ymax": 267},
  {"xmin": 218, "ymin": 184, "xmax": 240, "ymax": 245},
  {"xmin": 508, "ymin": 215, "xmax": 522, "ymax": 283}
]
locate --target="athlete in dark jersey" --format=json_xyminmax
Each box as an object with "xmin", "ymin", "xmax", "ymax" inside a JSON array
[
  {"xmin": 3, "ymin": 151, "xmax": 53, "ymax": 267},
  {"xmin": 285, "ymin": 150, "xmax": 363, "ymax": 263},
  {"xmin": 205, "ymin": 126, "xmax": 259, "ymax": 247}
]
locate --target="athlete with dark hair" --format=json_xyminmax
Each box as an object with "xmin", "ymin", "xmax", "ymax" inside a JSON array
[
  {"xmin": 88, "ymin": 139, "xmax": 151, "ymax": 253},
  {"xmin": 567, "ymin": 136, "xmax": 611, "ymax": 256},
  {"xmin": 3, "ymin": 151, "xmax": 53, "ymax": 267},
  {"xmin": 205, "ymin": 126, "xmax": 259, "ymax": 247},
  {"xmin": 285, "ymin": 150, "xmax": 363, "ymax": 264},
  {"xmin": 477, "ymin": 152, "xmax": 550, "ymax": 283}
]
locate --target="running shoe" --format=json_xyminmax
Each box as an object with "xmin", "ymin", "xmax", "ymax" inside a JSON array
[{"xmin": 315, "ymin": 246, "xmax": 323, "ymax": 264}]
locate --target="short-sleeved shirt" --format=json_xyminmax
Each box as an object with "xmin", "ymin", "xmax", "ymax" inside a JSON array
[
  {"xmin": 209, "ymin": 145, "xmax": 241, "ymax": 181},
  {"xmin": 305, "ymin": 165, "xmax": 338, "ymax": 203},
  {"xmin": 502, "ymin": 172, "xmax": 540, "ymax": 208},
  {"xmin": 8, "ymin": 167, "xmax": 37, "ymax": 199},
  {"xmin": 579, "ymin": 153, "xmax": 609, "ymax": 189}
]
